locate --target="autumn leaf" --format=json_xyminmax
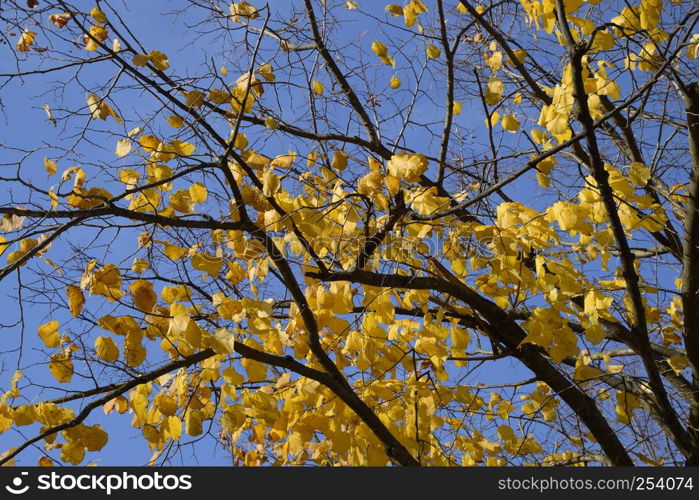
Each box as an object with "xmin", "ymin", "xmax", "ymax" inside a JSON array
[
  {"xmin": 66, "ymin": 285, "xmax": 85, "ymax": 318},
  {"xmin": 38, "ymin": 321, "xmax": 61, "ymax": 348}
]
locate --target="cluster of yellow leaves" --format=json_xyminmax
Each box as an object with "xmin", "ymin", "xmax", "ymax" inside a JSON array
[
  {"xmin": 387, "ymin": 152, "xmax": 428, "ymax": 182},
  {"xmin": 16, "ymin": 29, "xmax": 36, "ymax": 52},
  {"xmin": 132, "ymin": 50, "xmax": 170, "ymax": 70}
]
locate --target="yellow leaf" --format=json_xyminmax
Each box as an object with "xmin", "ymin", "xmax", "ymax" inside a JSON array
[
  {"xmin": 131, "ymin": 258, "xmax": 149, "ymax": 274},
  {"xmin": 191, "ymin": 252, "xmax": 223, "ymax": 277},
  {"xmin": 132, "ymin": 53, "xmax": 149, "ymax": 66},
  {"xmin": 49, "ymin": 352, "xmax": 73, "ymax": 383},
  {"xmin": 90, "ymin": 8, "xmax": 108, "ymax": 24},
  {"xmin": 66, "ymin": 285, "xmax": 85, "ymax": 318},
  {"xmin": 43, "ymin": 157, "xmax": 57, "ymax": 175},
  {"xmin": 453, "ymin": 101, "xmax": 462, "ymax": 115},
  {"xmin": 183, "ymin": 90, "xmax": 205, "ymax": 108},
  {"xmin": 115, "ymin": 139, "xmax": 132, "ymax": 158},
  {"xmin": 485, "ymin": 111, "xmax": 500, "ymax": 128},
  {"xmin": 426, "ymin": 44, "xmax": 441, "ymax": 59},
  {"xmin": 387, "ymin": 152, "xmax": 428, "ymax": 182},
  {"xmin": 61, "ymin": 441, "xmax": 85, "ymax": 465},
  {"xmin": 262, "ymin": 170, "xmax": 281, "ymax": 197},
  {"xmin": 386, "ymin": 4, "xmax": 403, "ymax": 16},
  {"xmin": 501, "ymin": 114, "xmax": 520, "ymax": 132},
  {"xmin": 189, "ymin": 182, "xmax": 207, "ymax": 204},
  {"xmin": 230, "ymin": 1, "xmax": 259, "ymax": 22},
  {"xmin": 148, "ymin": 50, "xmax": 169, "ymax": 70},
  {"xmin": 404, "ymin": 0, "xmax": 428, "ymax": 27},
  {"xmin": 38, "ymin": 321, "xmax": 61, "ymax": 348},
  {"xmin": 49, "ymin": 13, "xmax": 72, "ymax": 28},
  {"xmin": 130, "ymin": 280, "xmax": 157, "ymax": 312},
  {"xmin": 667, "ymin": 355, "xmax": 689, "ymax": 375},
  {"xmin": 95, "ymin": 336, "xmax": 119, "ymax": 362},
  {"xmin": 389, "ymin": 75, "xmax": 401, "ymax": 89},
  {"xmin": 162, "ymin": 242, "xmax": 188, "ymax": 260},
  {"xmin": 16, "ymin": 29, "xmax": 36, "ymax": 52},
  {"xmin": 208, "ymin": 328, "xmax": 235, "ymax": 354},
  {"xmin": 312, "ymin": 80, "xmax": 324, "ymax": 95},
  {"xmin": 271, "ymin": 153, "xmax": 296, "ymax": 170},
  {"xmin": 169, "ymin": 190, "xmax": 194, "ymax": 213},
  {"xmin": 256, "ymin": 63, "xmax": 275, "ymax": 82},
  {"xmin": 484, "ymin": 76, "xmax": 504, "ymax": 105},
  {"xmin": 221, "ymin": 406, "xmax": 246, "ymax": 433},
  {"xmin": 167, "ymin": 140, "xmax": 194, "ymax": 157},
  {"xmin": 82, "ymin": 424, "xmax": 108, "ymax": 451},
  {"xmin": 168, "ymin": 115, "xmax": 184, "ymax": 128},
  {"xmin": 507, "ymin": 49, "xmax": 527, "ymax": 66},
  {"xmin": 629, "ymin": 162, "xmax": 651, "ymax": 186},
  {"xmin": 345, "ymin": 1, "xmax": 358, "ymax": 8},
  {"xmin": 331, "ymin": 150, "xmax": 349, "ymax": 171},
  {"xmin": 84, "ymin": 25, "xmax": 108, "ymax": 51},
  {"xmin": 265, "ymin": 115, "xmax": 278, "ymax": 129},
  {"xmin": 86, "ymin": 93, "xmax": 122, "ymax": 124},
  {"xmin": 162, "ymin": 415, "xmax": 182, "ymax": 441},
  {"xmin": 154, "ymin": 394, "xmax": 178, "ymax": 416},
  {"xmin": 185, "ymin": 409, "xmax": 204, "ymax": 436},
  {"xmin": 372, "ymin": 41, "xmax": 395, "ymax": 66}
]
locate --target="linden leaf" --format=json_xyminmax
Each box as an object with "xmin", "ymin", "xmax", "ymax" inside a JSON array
[
  {"xmin": 49, "ymin": 352, "xmax": 73, "ymax": 383},
  {"xmin": 484, "ymin": 76, "xmax": 504, "ymax": 106},
  {"xmin": 61, "ymin": 441, "xmax": 85, "ymax": 465},
  {"xmin": 426, "ymin": 44, "xmax": 441, "ymax": 59},
  {"xmin": 262, "ymin": 170, "xmax": 281, "ymax": 197},
  {"xmin": 131, "ymin": 258, "xmax": 150, "ymax": 274},
  {"xmin": 667, "ymin": 354, "xmax": 689, "ymax": 375},
  {"xmin": 189, "ymin": 183, "xmax": 207, "ymax": 204},
  {"xmin": 185, "ymin": 409, "xmax": 204, "ymax": 436},
  {"xmin": 386, "ymin": 5, "xmax": 403, "ymax": 16},
  {"xmin": 115, "ymin": 139, "xmax": 132, "ymax": 158},
  {"xmin": 191, "ymin": 252, "xmax": 223, "ymax": 277},
  {"xmin": 43, "ymin": 157, "xmax": 57, "ymax": 175},
  {"xmin": 148, "ymin": 50, "xmax": 169, "ymax": 70},
  {"xmin": 257, "ymin": 63, "xmax": 275, "ymax": 82},
  {"xmin": 90, "ymin": 8, "xmax": 108, "ymax": 24},
  {"xmin": 130, "ymin": 279, "xmax": 157, "ymax": 312},
  {"xmin": 629, "ymin": 162, "xmax": 651, "ymax": 186},
  {"xmin": 95, "ymin": 336, "xmax": 119, "ymax": 362},
  {"xmin": 501, "ymin": 114, "xmax": 520, "ymax": 132},
  {"xmin": 167, "ymin": 115, "xmax": 184, "ymax": 128},
  {"xmin": 38, "ymin": 321, "xmax": 61, "ymax": 348},
  {"xmin": 132, "ymin": 53, "xmax": 149, "ymax": 65},
  {"xmin": 66, "ymin": 285, "xmax": 85, "ymax": 318}
]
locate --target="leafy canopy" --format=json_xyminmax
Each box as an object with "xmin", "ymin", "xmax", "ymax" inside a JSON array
[{"xmin": 1, "ymin": 0, "xmax": 699, "ymax": 467}]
